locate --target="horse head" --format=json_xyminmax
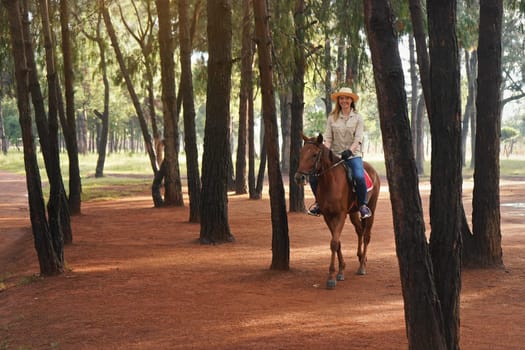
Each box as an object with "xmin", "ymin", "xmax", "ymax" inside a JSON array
[{"xmin": 294, "ymin": 133, "xmax": 325, "ymax": 185}]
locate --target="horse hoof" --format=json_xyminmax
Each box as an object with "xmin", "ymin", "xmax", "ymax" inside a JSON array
[
  {"xmin": 326, "ymin": 280, "xmax": 337, "ymax": 289},
  {"xmin": 336, "ymin": 273, "xmax": 345, "ymax": 281},
  {"xmin": 356, "ymin": 269, "xmax": 366, "ymax": 275}
]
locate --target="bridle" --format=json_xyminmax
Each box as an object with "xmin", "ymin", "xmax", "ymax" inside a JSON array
[{"xmin": 297, "ymin": 141, "xmax": 345, "ymax": 178}]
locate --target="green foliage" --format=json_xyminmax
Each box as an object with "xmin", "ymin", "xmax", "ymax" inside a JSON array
[
  {"xmin": 304, "ymin": 110, "xmax": 325, "ymax": 135},
  {"xmin": 1, "ymin": 97, "xmax": 22, "ymax": 146},
  {"xmin": 501, "ymin": 126, "xmax": 519, "ymax": 141},
  {"xmin": 506, "ymin": 0, "xmax": 525, "ymax": 13},
  {"xmin": 457, "ymin": 0, "xmax": 479, "ymax": 50},
  {"xmin": 1, "ymin": 0, "xmax": 524, "ymax": 187},
  {"xmin": 0, "ymin": 9, "xmax": 14, "ymax": 99},
  {"xmin": 502, "ymin": 10, "xmax": 525, "ymax": 98},
  {"xmin": 270, "ymin": 0, "xmax": 299, "ymax": 92},
  {"xmin": 391, "ymin": 0, "xmax": 414, "ymax": 34}
]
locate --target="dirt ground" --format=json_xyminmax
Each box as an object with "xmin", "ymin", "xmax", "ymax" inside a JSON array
[{"xmin": 1, "ymin": 170, "xmax": 524, "ymax": 350}]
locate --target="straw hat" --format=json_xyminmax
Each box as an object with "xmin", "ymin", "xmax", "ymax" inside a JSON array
[{"xmin": 331, "ymin": 87, "xmax": 359, "ymax": 103}]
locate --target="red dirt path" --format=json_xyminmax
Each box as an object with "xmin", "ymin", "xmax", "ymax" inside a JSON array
[{"xmin": 1, "ymin": 170, "xmax": 524, "ymax": 349}]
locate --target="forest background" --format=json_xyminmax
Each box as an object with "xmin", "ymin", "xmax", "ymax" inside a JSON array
[
  {"xmin": 1, "ymin": 0, "xmax": 525, "ymax": 349},
  {"xmin": 1, "ymin": 1, "xmax": 524, "ymax": 162}
]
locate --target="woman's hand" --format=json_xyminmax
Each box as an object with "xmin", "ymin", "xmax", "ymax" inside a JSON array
[{"xmin": 341, "ymin": 149, "xmax": 353, "ymax": 159}]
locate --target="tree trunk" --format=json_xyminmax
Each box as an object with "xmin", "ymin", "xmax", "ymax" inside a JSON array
[
  {"xmin": 200, "ymin": 0, "xmax": 234, "ymax": 244},
  {"xmin": 415, "ymin": 94, "xmax": 425, "ymax": 175},
  {"xmin": 411, "ymin": 0, "xmax": 472, "ymax": 260},
  {"xmin": 156, "ymin": 0, "xmax": 184, "ymax": 207},
  {"xmin": 364, "ymin": 1, "xmax": 447, "ymax": 348},
  {"xmin": 254, "ymin": 0, "xmax": 289, "ymax": 270},
  {"xmin": 427, "ymin": 1, "xmax": 463, "ymax": 348},
  {"xmin": 75, "ymin": 109, "xmax": 86, "ymax": 155},
  {"xmin": 408, "ymin": 34, "xmax": 423, "ymax": 174},
  {"xmin": 100, "ymin": 0, "xmax": 158, "ymax": 176},
  {"xmin": 94, "ymin": 108, "xmax": 109, "ymax": 177},
  {"xmin": 24, "ymin": 0, "xmax": 71, "ymax": 248},
  {"xmin": 178, "ymin": 0, "xmax": 202, "ymax": 223},
  {"xmin": 152, "ymin": 160, "xmax": 166, "ymax": 207},
  {"xmin": 323, "ymin": 35, "xmax": 332, "ymax": 115},
  {"xmin": 462, "ymin": 50, "xmax": 477, "ymax": 167},
  {"xmin": 248, "ymin": 79, "xmax": 257, "ymax": 199},
  {"xmin": 37, "ymin": 0, "xmax": 69, "ymax": 250},
  {"xmin": 4, "ymin": 0, "xmax": 63, "ymax": 276},
  {"xmin": 93, "ymin": 10, "xmax": 110, "ymax": 178},
  {"xmin": 254, "ymin": 118, "xmax": 266, "ymax": 199},
  {"xmin": 234, "ymin": 0, "xmax": 253, "ymax": 195},
  {"xmin": 279, "ymin": 91, "xmax": 291, "ymax": 174},
  {"xmin": 117, "ymin": 1, "xmax": 161, "ymax": 167},
  {"xmin": 60, "ymin": 0, "xmax": 82, "ymax": 216},
  {"xmin": 408, "ymin": 0, "xmax": 431, "ymax": 115},
  {"xmin": 175, "ymin": 0, "xmax": 203, "ymax": 123},
  {"xmin": 469, "ymin": 0, "xmax": 504, "ymax": 268},
  {"xmin": 335, "ymin": 38, "xmax": 344, "ymax": 86},
  {"xmin": 227, "ymin": 147, "xmax": 235, "ymax": 192},
  {"xmin": 49, "ymin": 1, "xmax": 73, "ymax": 244},
  {"xmin": 288, "ymin": 0, "xmax": 306, "ymax": 213},
  {"xmin": 0, "ymin": 102, "xmax": 7, "ymax": 154}
]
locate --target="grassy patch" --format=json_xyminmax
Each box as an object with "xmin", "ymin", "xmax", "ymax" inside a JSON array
[
  {"xmin": 1, "ymin": 151, "xmax": 156, "ymax": 200},
  {"xmin": 0, "ymin": 152, "xmax": 27, "ymax": 174},
  {"xmin": 2, "ymin": 151, "xmax": 524, "ymax": 202},
  {"xmin": 500, "ymin": 159, "xmax": 525, "ymax": 176},
  {"xmin": 0, "ymin": 272, "xmax": 11, "ymax": 292},
  {"xmin": 81, "ymin": 174, "xmax": 152, "ymax": 201},
  {"xmin": 368, "ymin": 158, "xmax": 525, "ymax": 180},
  {"xmin": 0, "ymin": 338, "xmax": 9, "ymax": 350},
  {"xmin": 19, "ymin": 274, "xmax": 43, "ymax": 286}
]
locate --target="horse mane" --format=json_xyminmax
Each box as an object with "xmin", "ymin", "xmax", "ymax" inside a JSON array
[
  {"xmin": 327, "ymin": 148, "xmax": 339, "ymax": 163},
  {"xmin": 311, "ymin": 139, "xmax": 341, "ymax": 163}
]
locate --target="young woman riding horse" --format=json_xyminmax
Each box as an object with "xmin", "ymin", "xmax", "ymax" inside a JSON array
[
  {"xmin": 294, "ymin": 134, "xmax": 380, "ymax": 290},
  {"xmin": 307, "ymin": 87, "xmax": 372, "ymax": 220}
]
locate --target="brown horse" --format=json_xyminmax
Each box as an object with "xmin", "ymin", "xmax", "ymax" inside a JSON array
[{"xmin": 294, "ymin": 134, "xmax": 381, "ymax": 289}]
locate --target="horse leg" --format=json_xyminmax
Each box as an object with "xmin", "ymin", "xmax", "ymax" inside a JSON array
[
  {"xmin": 336, "ymin": 239, "xmax": 346, "ymax": 281},
  {"xmin": 357, "ymin": 184, "xmax": 378, "ymax": 275},
  {"xmin": 356, "ymin": 230, "xmax": 365, "ymax": 275},
  {"xmin": 350, "ymin": 213, "xmax": 366, "ymax": 275},
  {"xmin": 327, "ymin": 238, "xmax": 338, "ymax": 289},
  {"xmin": 358, "ymin": 225, "xmax": 371, "ymax": 275},
  {"xmin": 326, "ymin": 215, "xmax": 346, "ymax": 289}
]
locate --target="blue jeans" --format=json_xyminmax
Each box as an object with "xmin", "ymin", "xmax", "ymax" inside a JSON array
[{"xmin": 309, "ymin": 156, "xmax": 368, "ymax": 206}]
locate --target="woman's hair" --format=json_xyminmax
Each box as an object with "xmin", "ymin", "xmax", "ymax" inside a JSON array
[{"xmin": 329, "ymin": 99, "xmax": 356, "ymax": 120}]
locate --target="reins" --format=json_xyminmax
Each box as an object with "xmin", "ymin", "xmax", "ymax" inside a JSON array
[{"xmin": 299, "ymin": 141, "xmax": 345, "ymax": 178}]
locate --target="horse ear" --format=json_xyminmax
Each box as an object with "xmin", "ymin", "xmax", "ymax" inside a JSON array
[
  {"xmin": 301, "ymin": 132, "xmax": 308, "ymax": 142},
  {"xmin": 317, "ymin": 134, "xmax": 324, "ymax": 144}
]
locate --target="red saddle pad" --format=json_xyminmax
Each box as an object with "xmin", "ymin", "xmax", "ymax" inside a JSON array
[{"xmin": 365, "ymin": 170, "xmax": 374, "ymax": 192}]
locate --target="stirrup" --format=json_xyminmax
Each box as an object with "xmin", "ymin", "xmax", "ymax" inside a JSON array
[
  {"xmin": 359, "ymin": 205, "xmax": 372, "ymax": 219},
  {"xmin": 307, "ymin": 203, "xmax": 321, "ymax": 216}
]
